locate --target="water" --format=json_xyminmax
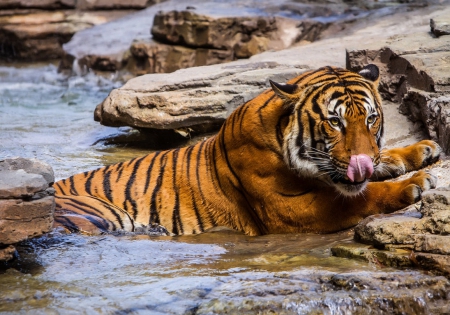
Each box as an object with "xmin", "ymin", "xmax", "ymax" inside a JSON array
[
  {"xmin": 1, "ymin": 64, "xmax": 450, "ymax": 314},
  {"xmin": 0, "ymin": 62, "xmax": 152, "ymax": 180}
]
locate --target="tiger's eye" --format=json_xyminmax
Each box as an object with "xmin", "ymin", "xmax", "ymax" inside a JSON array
[
  {"xmin": 330, "ymin": 117, "xmax": 340, "ymax": 126},
  {"xmin": 367, "ymin": 115, "xmax": 377, "ymax": 124}
]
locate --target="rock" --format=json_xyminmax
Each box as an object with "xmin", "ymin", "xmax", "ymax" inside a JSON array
[
  {"xmin": 62, "ymin": 0, "xmax": 330, "ymax": 75},
  {"xmin": 0, "ymin": 10, "xmax": 136, "ymax": 61},
  {"xmin": 431, "ymin": 14, "xmax": 450, "ymax": 37},
  {"xmin": 61, "ymin": 0, "xmax": 415, "ymax": 76},
  {"xmin": 334, "ymin": 188, "xmax": 450, "ymax": 276},
  {"xmin": 151, "ymin": 10, "xmax": 324, "ymax": 57},
  {"xmin": 0, "ymin": 158, "xmax": 55, "ymax": 262},
  {"xmin": 0, "ymin": 245, "xmax": 16, "ymax": 261},
  {"xmin": 0, "ymin": 170, "xmax": 49, "ymax": 199},
  {"xmin": 128, "ymin": 40, "xmax": 235, "ymax": 76},
  {"xmin": 0, "ymin": 157, "xmax": 54, "ymax": 184},
  {"xmin": 0, "ymin": 197, "xmax": 55, "ymax": 245},
  {"xmin": 77, "ymin": 0, "xmax": 158, "ymax": 10},
  {"xmin": 0, "ymin": 0, "xmax": 75, "ymax": 9},
  {"xmin": 95, "ymin": 62, "xmax": 307, "ymax": 130},
  {"xmin": 354, "ymin": 213, "xmax": 420, "ymax": 247}
]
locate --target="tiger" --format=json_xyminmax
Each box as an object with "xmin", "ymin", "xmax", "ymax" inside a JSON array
[{"xmin": 53, "ymin": 64, "xmax": 441, "ymax": 236}]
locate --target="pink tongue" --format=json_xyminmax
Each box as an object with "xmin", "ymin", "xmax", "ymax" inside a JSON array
[{"xmin": 346, "ymin": 154, "xmax": 374, "ymax": 182}]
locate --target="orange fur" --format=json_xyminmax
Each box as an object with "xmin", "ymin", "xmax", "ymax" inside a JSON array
[{"xmin": 53, "ymin": 66, "xmax": 440, "ymax": 235}]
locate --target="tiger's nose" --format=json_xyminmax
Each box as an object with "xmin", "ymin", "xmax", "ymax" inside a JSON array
[{"xmin": 346, "ymin": 154, "xmax": 374, "ymax": 182}]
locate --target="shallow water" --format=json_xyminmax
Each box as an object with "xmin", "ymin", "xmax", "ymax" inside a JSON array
[{"xmin": 1, "ymin": 64, "xmax": 449, "ymax": 314}]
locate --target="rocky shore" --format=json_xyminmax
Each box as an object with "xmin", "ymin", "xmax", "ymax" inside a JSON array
[
  {"xmin": 2, "ymin": 0, "xmax": 450, "ymax": 304},
  {"xmin": 0, "ymin": 158, "xmax": 55, "ymax": 261}
]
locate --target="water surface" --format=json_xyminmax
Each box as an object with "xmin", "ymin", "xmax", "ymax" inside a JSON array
[{"xmin": 1, "ymin": 64, "xmax": 449, "ymax": 314}]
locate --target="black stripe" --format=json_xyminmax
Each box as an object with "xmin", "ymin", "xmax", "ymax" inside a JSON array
[
  {"xmin": 102, "ymin": 165, "xmax": 113, "ymax": 202},
  {"xmin": 277, "ymin": 188, "xmax": 313, "ymax": 197},
  {"xmin": 61, "ymin": 198, "xmax": 114, "ymax": 229},
  {"xmin": 193, "ymin": 141, "xmax": 208, "ymax": 231},
  {"xmin": 84, "ymin": 170, "xmax": 96, "ymax": 195},
  {"xmin": 69, "ymin": 176, "xmax": 77, "ymax": 195},
  {"xmin": 149, "ymin": 151, "xmax": 169, "ymax": 225},
  {"xmin": 239, "ymin": 104, "xmax": 250, "ymax": 132},
  {"xmin": 144, "ymin": 152, "xmax": 161, "ymax": 193},
  {"xmin": 171, "ymin": 149, "xmax": 183, "ymax": 235},
  {"xmin": 123, "ymin": 156, "xmax": 146, "ymax": 220},
  {"xmin": 54, "ymin": 216, "xmax": 79, "ymax": 233}
]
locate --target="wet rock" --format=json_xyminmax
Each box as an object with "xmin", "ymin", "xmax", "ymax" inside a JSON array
[
  {"xmin": 0, "ymin": 10, "xmax": 135, "ymax": 61},
  {"xmin": 195, "ymin": 270, "xmax": 450, "ymax": 315},
  {"xmin": 334, "ymin": 188, "xmax": 450, "ymax": 277},
  {"xmin": 0, "ymin": 158, "xmax": 55, "ymax": 262}
]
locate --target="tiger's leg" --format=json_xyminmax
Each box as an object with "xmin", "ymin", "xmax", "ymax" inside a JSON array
[
  {"xmin": 374, "ymin": 140, "xmax": 441, "ymax": 179},
  {"xmin": 54, "ymin": 195, "xmax": 135, "ymax": 235},
  {"xmin": 311, "ymin": 170, "xmax": 438, "ymax": 232}
]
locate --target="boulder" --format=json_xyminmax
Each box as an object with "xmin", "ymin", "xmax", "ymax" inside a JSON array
[
  {"xmin": 95, "ymin": 61, "xmax": 307, "ymax": 130},
  {"xmin": 0, "ymin": 158, "xmax": 55, "ymax": 262},
  {"xmin": 0, "ymin": 10, "xmax": 135, "ymax": 61}
]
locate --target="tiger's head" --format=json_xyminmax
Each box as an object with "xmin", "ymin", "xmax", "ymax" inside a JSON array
[{"xmin": 270, "ymin": 65, "xmax": 383, "ymax": 196}]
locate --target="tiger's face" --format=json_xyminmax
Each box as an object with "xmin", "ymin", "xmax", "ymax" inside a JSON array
[{"xmin": 270, "ymin": 65, "xmax": 384, "ymax": 196}]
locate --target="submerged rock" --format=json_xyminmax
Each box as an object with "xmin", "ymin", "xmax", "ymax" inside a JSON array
[{"xmin": 0, "ymin": 158, "xmax": 55, "ymax": 262}]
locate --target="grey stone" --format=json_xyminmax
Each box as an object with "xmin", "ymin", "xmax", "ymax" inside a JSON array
[
  {"xmin": 0, "ymin": 157, "xmax": 54, "ymax": 184},
  {"xmin": 0, "ymin": 170, "xmax": 48, "ymax": 199},
  {"xmin": 354, "ymin": 214, "xmax": 420, "ymax": 246},
  {"xmin": 94, "ymin": 62, "xmax": 306, "ymax": 130},
  {"xmin": 414, "ymin": 234, "xmax": 450, "ymax": 255},
  {"xmin": 0, "ymin": 158, "xmax": 55, "ymax": 257},
  {"xmin": 431, "ymin": 15, "xmax": 450, "ymax": 37}
]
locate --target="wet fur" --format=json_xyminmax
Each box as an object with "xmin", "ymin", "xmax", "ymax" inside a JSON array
[{"xmin": 54, "ymin": 66, "xmax": 440, "ymax": 236}]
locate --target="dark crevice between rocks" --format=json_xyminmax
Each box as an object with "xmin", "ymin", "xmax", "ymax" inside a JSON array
[{"xmin": 94, "ymin": 124, "xmax": 222, "ymax": 151}]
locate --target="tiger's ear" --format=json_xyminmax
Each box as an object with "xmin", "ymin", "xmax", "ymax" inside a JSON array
[
  {"xmin": 358, "ymin": 64, "xmax": 380, "ymax": 86},
  {"xmin": 269, "ymin": 80, "xmax": 298, "ymax": 100}
]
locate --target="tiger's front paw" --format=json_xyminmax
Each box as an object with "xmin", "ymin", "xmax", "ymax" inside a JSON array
[
  {"xmin": 377, "ymin": 140, "xmax": 441, "ymax": 180},
  {"xmin": 400, "ymin": 170, "xmax": 437, "ymax": 204},
  {"xmin": 414, "ymin": 140, "xmax": 441, "ymax": 168}
]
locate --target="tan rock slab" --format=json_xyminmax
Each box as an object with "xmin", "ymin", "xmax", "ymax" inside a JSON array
[{"xmin": 0, "ymin": 196, "xmax": 55, "ymax": 245}]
